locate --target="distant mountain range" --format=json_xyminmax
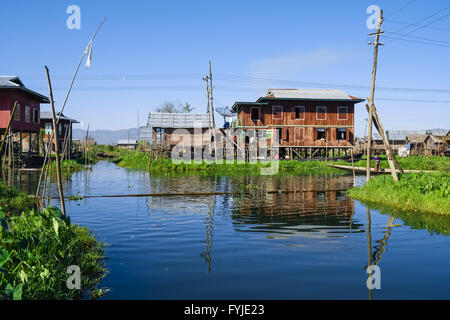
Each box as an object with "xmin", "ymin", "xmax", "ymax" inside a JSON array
[{"xmin": 73, "ymin": 128, "xmax": 141, "ymax": 145}]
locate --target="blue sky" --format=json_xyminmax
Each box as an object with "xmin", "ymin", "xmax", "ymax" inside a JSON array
[{"xmin": 1, "ymin": 0, "xmax": 449, "ymax": 136}]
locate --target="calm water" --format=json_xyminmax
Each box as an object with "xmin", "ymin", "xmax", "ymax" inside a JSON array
[{"xmin": 7, "ymin": 161, "xmax": 450, "ymax": 299}]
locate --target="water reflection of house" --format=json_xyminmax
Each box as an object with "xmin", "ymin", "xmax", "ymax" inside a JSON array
[{"xmin": 233, "ymin": 176, "xmax": 355, "ymax": 217}]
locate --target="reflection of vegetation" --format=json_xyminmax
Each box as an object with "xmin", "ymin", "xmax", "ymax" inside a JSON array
[
  {"xmin": 359, "ymin": 200, "xmax": 450, "ymax": 236},
  {"xmin": 0, "ymin": 206, "xmax": 108, "ymax": 300},
  {"xmin": 114, "ymin": 153, "xmax": 348, "ymax": 176},
  {"xmin": 348, "ymin": 172, "xmax": 450, "ymax": 215},
  {"xmin": 0, "ymin": 181, "xmax": 36, "ymax": 215},
  {"xmin": 331, "ymin": 155, "xmax": 450, "ymax": 171}
]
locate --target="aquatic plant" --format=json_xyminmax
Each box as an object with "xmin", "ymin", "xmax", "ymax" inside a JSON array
[
  {"xmin": 0, "ymin": 206, "xmax": 108, "ymax": 300},
  {"xmin": 348, "ymin": 172, "xmax": 450, "ymax": 215}
]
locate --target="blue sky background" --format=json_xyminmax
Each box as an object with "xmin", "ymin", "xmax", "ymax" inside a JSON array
[{"xmin": 1, "ymin": 0, "xmax": 449, "ymax": 136}]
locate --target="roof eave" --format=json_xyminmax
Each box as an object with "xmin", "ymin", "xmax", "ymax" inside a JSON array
[
  {"xmin": 0, "ymin": 87, "xmax": 50, "ymax": 103},
  {"xmin": 256, "ymin": 97, "xmax": 365, "ymax": 103}
]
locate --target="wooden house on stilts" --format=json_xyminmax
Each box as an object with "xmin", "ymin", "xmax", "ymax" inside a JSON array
[{"xmin": 231, "ymin": 89, "xmax": 364, "ymax": 159}]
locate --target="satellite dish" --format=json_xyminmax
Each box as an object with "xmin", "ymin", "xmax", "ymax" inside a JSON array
[
  {"xmin": 215, "ymin": 107, "xmax": 235, "ymax": 129},
  {"xmin": 216, "ymin": 107, "xmax": 234, "ymax": 118}
]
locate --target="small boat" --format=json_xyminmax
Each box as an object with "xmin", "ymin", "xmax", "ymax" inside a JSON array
[{"xmin": 325, "ymin": 163, "xmax": 436, "ymax": 174}]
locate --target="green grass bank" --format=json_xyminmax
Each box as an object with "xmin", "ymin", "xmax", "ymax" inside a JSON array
[{"xmin": 348, "ymin": 172, "xmax": 450, "ymax": 215}]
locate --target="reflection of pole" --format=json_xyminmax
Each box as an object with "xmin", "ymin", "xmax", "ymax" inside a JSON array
[
  {"xmin": 366, "ymin": 206, "xmax": 372, "ymax": 300},
  {"xmin": 201, "ymin": 194, "xmax": 216, "ymax": 273},
  {"xmin": 373, "ymin": 216, "xmax": 395, "ymax": 265}
]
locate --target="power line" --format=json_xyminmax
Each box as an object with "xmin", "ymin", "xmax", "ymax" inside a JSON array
[
  {"xmin": 383, "ymin": 34, "xmax": 450, "ymax": 48},
  {"xmin": 383, "ymin": 31, "xmax": 450, "ymax": 46},
  {"xmin": 385, "ymin": 0, "xmax": 417, "ymax": 19},
  {"xmin": 384, "ymin": 6, "xmax": 450, "ymax": 44},
  {"xmin": 384, "ymin": 19, "xmax": 450, "ymax": 32},
  {"xmin": 214, "ymin": 73, "xmax": 450, "ymax": 94}
]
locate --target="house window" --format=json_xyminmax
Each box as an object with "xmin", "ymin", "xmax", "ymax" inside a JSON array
[
  {"xmin": 317, "ymin": 128, "xmax": 326, "ymax": 140},
  {"xmin": 58, "ymin": 123, "xmax": 62, "ymax": 136},
  {"xmin": 338, "ymin": 106, "xmax": 348, "ymax": 120},
  {"xmin": 284, "ymin": 128, "xmax": 290, "ymax": 141},
  {"xmin": 33, "ymin": 109, "xmax": 39, "ymax": 124},
  {"xmin": 337, "ymin": 128, "xmax": 347, "ymax": 140},
  {"xmin": 25, "ymin": 106, "xmax": 31, "ymax": 122},
  {"xmin": 45, "ymin": 123, "xmax": 52, "ymax": 135},
  {"xmin": 13, "ymin": 104, "xmax": 20, "ymax": 121},
  {"xmin": 295, "ymin": 106, "xmax": 305, "ymax": 119},
  {"xmin": 316, "ymin": 106, "xmax": 326, "ymax": 120},
  {"xmin": 251, "ymin": 107, "xmax": 259, "ymax": 121},
  {"xmin": 272, "ymin": 106, "xmax": 283, "ymax": 120},
  {"xmin": 295, "ymin": 127, "xmax": 304, "ymax": 140}
]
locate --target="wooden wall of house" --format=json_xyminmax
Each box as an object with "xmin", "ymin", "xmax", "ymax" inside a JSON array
[
  {"xmin": 0, "ymin": 90, "xmax": 41, "ymax": 132},
  {"xmin": 154, "ymin": 128, "xmax": 210, "ymax": 147},
  {"xmin": 236, "ymin": 100, "xmax": 356, "ymax": 147}
]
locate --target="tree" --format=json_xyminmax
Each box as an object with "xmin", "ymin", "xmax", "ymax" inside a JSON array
[
  {"xmin": 156, "ymin": 102, "xmax": 178, "ymax": 113},
  {"xmin": 179, "ymin": 102, "xmax": 193, "ymax": 113},
  {"xmin": 156, "ymin": 101, "xmax": 194, "ymax": 113}
]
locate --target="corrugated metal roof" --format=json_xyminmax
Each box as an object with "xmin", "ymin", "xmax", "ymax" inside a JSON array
[
  {"xmin": 373, "ymin": 130, "xmax": 427, "ymax": 141},
  {"xmin": 147, "ymin": 112, "xmax": 210, "ymax": 128},
  {"xmin": 426, "ymin": 134, "xmax": 445, "ymax": 144},
  {"xmin": 372, "ymin": 129, "xmax": 449, "ymax": 141},
  {"xmin": 263, "ymin": 89, "xmax": 363, "ymax": 101},
  {"xmin": 0, "ymin": 76, "xmax": 24, "ymax": 87},
  {"xmin": 0, "ymin": 75, "xmax": 49, "ymax": 103},
  {"xmin": 40, "ymin": 111, "xmax": 79, "ymax": 123},
  {"xmin": 406, "ymin": 134, "xmax": 429, "ymax": 143}
]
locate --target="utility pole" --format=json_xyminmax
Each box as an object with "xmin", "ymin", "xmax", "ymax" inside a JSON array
[
  {"xmin": 203, "ymin": 76, "xmax": 211, "ymax": 130},
  {"xmin": 366, "ymin": 9, "xmax": 384, "ymax": 181},
  {"xmin": 137, "ymin": 107, "xmax": 140, "ymax": 145},
  {"xmin": 208, "ymin": 61, "xmax": 218, "ymax": 161},
  {"xmin": 45, "ymin": 66, "xmax": 66, "ymax": 216},
  {"xmin": 208, "ymin": 61, "xmax": 216, "ymax": 129}
]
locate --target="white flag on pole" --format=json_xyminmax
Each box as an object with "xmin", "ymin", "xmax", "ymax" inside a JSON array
[{"xmin": 84, "ymin": 41, "xmax": 93, "ymax": 68}]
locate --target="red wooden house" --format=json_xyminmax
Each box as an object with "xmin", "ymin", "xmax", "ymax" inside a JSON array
[
  {"xmin": 0, "ymin": 76, "xmax": 49, "ymax": 154},
  {"xmin": 231, "ymin": 89, "xmax": 364, "ymax": 158}
]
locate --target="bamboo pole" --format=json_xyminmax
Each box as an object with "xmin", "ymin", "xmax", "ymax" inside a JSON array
[
  {"xmin": 45, "ymin": 66, "xmax": 66, "ymax": 216},
  {"xmin": 366, "ymin": 99, "xmax": 400, "ymax": 181},
  {"xmin": 351, "ymin": 149, "xmax": 356, "ymax": 186}
]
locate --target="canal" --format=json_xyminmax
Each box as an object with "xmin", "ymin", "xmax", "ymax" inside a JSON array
[{"xmin": 7, "ymin": 161, "xmax": 450, "ymax": 299}]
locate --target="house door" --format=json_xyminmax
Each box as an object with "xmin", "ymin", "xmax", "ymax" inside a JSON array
[{"xmin": 276, "ymin": 128, "xmax": 282, "ymax": 144}]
